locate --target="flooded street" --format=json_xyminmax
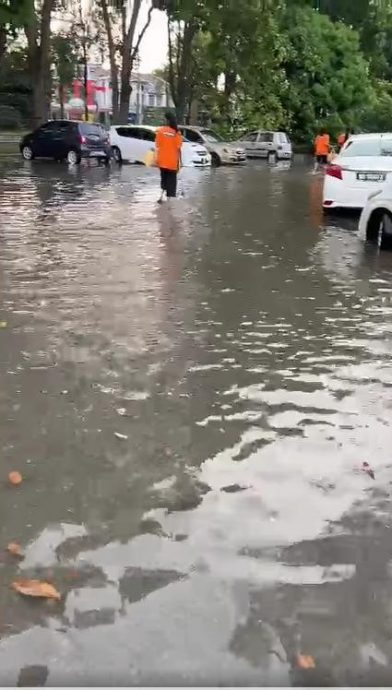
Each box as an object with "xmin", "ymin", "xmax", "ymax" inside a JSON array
[{"xmin": 1, "ymin": 157, "xmax": 392, "ymax": 685}]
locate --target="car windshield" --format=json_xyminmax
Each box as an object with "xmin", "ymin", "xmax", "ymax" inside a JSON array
[
  {"xmin": 341, "ymin": 138, "xmax": 392, "ymax": 157},
  {"xmin": 200, "ymin": 129, "xmax": 223, "ymax": 143}
]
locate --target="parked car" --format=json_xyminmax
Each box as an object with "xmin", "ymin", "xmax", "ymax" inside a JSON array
[
  {"xmin": 237, "ymin": 130, "xmax": 292, "ymax": 160},
  {"xmin": 178, "ymin": 126, "xmax": 246, "ymax": 166},
  {"xmin": 358, "ymin": 184, "xmax": 392, "ymax": 250},
  {"xmin": 109, "ymin": 125, "xmax": 211, "ymax": 167},
  {"xmin": 20, "ymin": 121, "xmax": 111, "ymax": 165},
  {"xmin": 323, "ymin": 133, "xmax": 392, "ymax": 211}
]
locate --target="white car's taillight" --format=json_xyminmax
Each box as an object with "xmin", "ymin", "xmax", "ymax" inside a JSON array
[{"xmin": 325, "ymin": 164, "xmax": 343, "ymax": 180}]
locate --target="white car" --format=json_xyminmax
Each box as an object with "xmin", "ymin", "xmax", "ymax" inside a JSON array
[
  {"xmin": 237, "ymin": 130, "xmax": 292, "ymax": 160},
  {"xmin": 358, "ymin": 185, "xmax": 392, "ymax": 250},
  {"xmin": 323, "ymin": 133, "xmax": 392, "ymax": 211},
  {"xmin": 178, "ymin": 125, "xmax": 246, "ymax": 166},
  {"xmin": 109, "ymin": 125, "xmax": 211, "ymax": 167}
]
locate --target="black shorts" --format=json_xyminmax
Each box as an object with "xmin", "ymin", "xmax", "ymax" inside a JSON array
[
  {"xmin": 316, "ymin": 154, "xmax": 328, "ymax": 164},
  {"xmin": 160, "ymin": 168, "xmax": 177, "ymax": 197}
]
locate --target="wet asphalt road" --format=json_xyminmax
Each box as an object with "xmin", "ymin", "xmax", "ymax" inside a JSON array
[{"xmin": 1, "ymin": 157, "xmax": 392, "ymax": 685}]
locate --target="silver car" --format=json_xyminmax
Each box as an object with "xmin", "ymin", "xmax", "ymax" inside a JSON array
[
  {"xmin": 179, "ymin": 126, "xmax": 246, "ymax": 166},
  {"xmin": 238, "ymin": 130, "xmax": 292, "ymax": 160}
]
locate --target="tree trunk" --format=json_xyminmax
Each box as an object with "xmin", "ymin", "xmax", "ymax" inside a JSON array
[
  {"xmin": 118, "ymin": 1, "xmax": 154, "ymax": 124},
  {"xmin": 25, "ymin": 0, "xmax": 54, "ymax": 127},
  {"xmin": 224, "ymin": 70, "xmax": 236, "ymax": 99},
  {"xmin": 0, "ymin": 26, "xmax": 7, "ymax": 66},
  {"xmin": 101, "ymin": 0, "xmax": 119, "ymax": 121},
  {"xmin": 83, "ymin": 40, "xmax": 88, "ymax": 121},
  {"xmin": 59, "ymin": 83, "xmax": 65, "ymax": 119},
  {"xmin": 118, "ymin": 43, "xmax": 132, "ymax": 123},
  {"xmin": 167, "ymin": 18, "xmax": 197, "ymax": 124}
]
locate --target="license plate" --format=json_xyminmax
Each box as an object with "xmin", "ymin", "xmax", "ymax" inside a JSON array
[
  {"xmin": 90, "ymin": 150, "xmax": 105, "ymax": 157},
  {"xmin": 357, "ymin": 172, "xmax": 386, "ymax": 182}
]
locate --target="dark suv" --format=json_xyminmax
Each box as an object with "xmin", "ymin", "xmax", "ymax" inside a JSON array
[{"xmin": 20, "ymin": 120, "xmax": 111, "ymax": 165}]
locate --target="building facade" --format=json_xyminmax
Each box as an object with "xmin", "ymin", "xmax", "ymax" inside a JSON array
[{"xmin": 52, "ymin": 63, "xmax": 173, "ymax": 123}]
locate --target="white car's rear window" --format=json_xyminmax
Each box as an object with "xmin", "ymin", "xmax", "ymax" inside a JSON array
[{"xmin": 341, "ymin": 138, "xmax": 392, "ymax": 157}]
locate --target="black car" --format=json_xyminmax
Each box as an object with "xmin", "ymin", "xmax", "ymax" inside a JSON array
[{"xmin": 20, "ymin": 120, "xmax": 111, "ymax": 165}]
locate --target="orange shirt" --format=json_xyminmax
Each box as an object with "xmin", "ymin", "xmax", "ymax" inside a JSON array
[
  {"xmin": 155, "ymin": 126, "xmax": 182, "ymax": 171},
  {"xmin": 314, "ymin": 133, "xmax": 330, "ymax": 156}
]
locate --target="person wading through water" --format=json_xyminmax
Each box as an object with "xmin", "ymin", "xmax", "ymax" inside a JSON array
[
  {"xmin": 155, "ymin": 112, "xmax": 182, "ymax": 203},
  {"xmin": 313, "ymin": 127, "xmax": 330, "ymax": 173}
]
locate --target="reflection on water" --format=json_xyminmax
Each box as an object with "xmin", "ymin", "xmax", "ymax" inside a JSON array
[{"xmin": 1, "ymin": 159, "xmax": 392, "ymax": 684}]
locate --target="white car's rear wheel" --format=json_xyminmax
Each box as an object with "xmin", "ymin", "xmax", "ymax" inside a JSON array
[
  {"xmin": 111, "ymin": 146, "xmax": 122, "ymax": 164},
  {"xmin": 378, "ymin": 212, "xmax": 392, "ymax": 251}
]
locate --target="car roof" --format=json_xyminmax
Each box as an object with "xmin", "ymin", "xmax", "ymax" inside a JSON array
[
  {"xmin": 350, "ymin": 132, "xmax": 392, "ymax": 139},
  {"xmin": 65, "ymin": 120, "xmax": 100, "ymax": 125},
  {"xmin": 110, "ymin": 124, "xmax": 156, "ymax": 131}
]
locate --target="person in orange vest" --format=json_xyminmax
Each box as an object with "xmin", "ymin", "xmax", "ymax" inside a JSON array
[
  {"xmin": 313, "ymin": 127, "xmax": 330, "ymax": 172},
  {"xmin": 337, "ymin": 128, "xmax": 351, "ymax": 152},
  {"xmin": 155, "ymin": 111, "xmax": 182, "ymax": 203}
]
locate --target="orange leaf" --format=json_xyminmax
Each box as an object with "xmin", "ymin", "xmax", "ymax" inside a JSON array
[
  {"xmin": 8, "ymin": 471, "xmax": 22, "ymax": 486},
  {"xmin": 7, "ymin": 542, "xmax": 23, "ymax": 557},
  {"xmin": 11, "ymin": 579, "xmax": 61, "ymax": 601},
  {"xmin": 296, "ymin": 654, "xmax": 315, "ymax": 669}
]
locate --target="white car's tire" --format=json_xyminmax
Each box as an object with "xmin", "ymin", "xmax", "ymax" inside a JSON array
[
  {"xmin": 378, "ymin": 212, "xmax": 392, "ymax": 251},
  {"xmin": 111, "ymin": 146, "xmax": 122, "ymax": 164}
]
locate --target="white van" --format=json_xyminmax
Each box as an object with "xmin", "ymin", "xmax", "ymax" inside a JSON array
[{"xmin": 237, "ymin": 130, "xmax": 292, "ymax": 160}]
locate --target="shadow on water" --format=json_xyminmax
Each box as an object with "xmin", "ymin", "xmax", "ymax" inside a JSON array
[{"xmin": 1, "ymin": 159, "xmax": 392, "ymax": 684}]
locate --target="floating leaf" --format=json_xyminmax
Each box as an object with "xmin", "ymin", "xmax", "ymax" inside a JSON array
[
  {"xmin": 8, "ymin": 471, "xmax": 22, "ymax": 486},
  {"xmin": 114, "ymin": 432, "xmax": 128, "ymax": 440},
  {"xmin": 12, "ymin": 579, "xmax": 61, "ymax": 601},
  {"xmin": 296, "ymin": 654, "xmax": 315, "ymax": 669},
  {"xmin": 0, "ymin": 321, "xmax": 7, "ymax": 328},
  {"xmin": 362, "ymin": 462, "xmax": 375, "ymax": 479},
  {"xmin": 7, "ymin": 542, "xmax": 23, "ymax": 557}
]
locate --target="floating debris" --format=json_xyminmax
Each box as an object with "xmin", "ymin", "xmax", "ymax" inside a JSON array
[
  {"xmin": 296, "ymin": 654, "xmax": 315, "ymax": 669},
  {"xmin": 12, "ymin": 579, "xmax": 61, "ymax": 601},
  {"xmin": 8, "ymin": 471, "xmax": 22, "ymax": 486},
  {"xmin": 114, "ymin": 432, "xmax": 128, "ymax": 440},
  {"xmin": 7, "ymin": 542, "xmax": 23, "ymax": 558},
  {"xmin": 362, "ymin": 462, "xmax": 375, "ymax": 480}
]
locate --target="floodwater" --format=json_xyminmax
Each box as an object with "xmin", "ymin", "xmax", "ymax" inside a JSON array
[{"xmin": 1, "ymin": 157, "xmax": 392, "ymax": 686}]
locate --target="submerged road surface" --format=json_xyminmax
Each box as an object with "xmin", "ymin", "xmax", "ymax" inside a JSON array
[{"xmin": 1, "ymin": 159, "xmax": 392, "ymax": 685}]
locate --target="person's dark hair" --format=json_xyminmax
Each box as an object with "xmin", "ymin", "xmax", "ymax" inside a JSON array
[{"xmin": 165, "ymin": 111, "xmax": 178, "ymax": 131}]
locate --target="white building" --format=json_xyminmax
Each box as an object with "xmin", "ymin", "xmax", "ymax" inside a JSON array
[{"xmin": 87, "ymin": 64, "xmax": 173, "ymax": 122}]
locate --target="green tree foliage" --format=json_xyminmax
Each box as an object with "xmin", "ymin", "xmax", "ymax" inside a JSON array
[
  {"xmin": 282, "ymin": 6, "xmax": 374, "ymax": 141},
  {"xmin": 0, "ymin": 0, "xmax": 30, "ymax": 65},
  {"xmin": 164, "ymin": 0, "xmax": 382, "ymax": 142},
  {"xmin": 0, "ymin": 46, "xmax": 31, "ymax": 126}
]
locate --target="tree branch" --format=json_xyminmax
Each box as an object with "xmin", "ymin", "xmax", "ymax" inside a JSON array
[{"xmin": 130, "ymin": 1, "xmax": 154, "ymax": 64}]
